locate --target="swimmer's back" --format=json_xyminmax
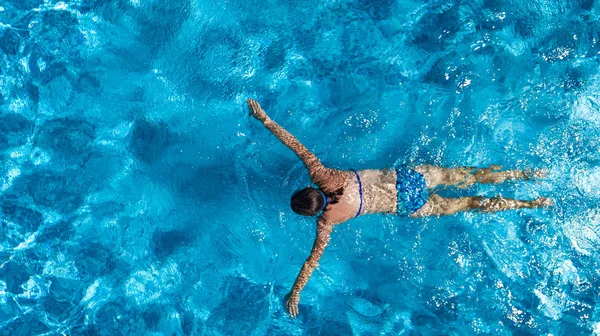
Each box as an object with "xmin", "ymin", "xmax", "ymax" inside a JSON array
[{"xmin": 320, "ymin": 169, "xmax": 398, "ymax": 224}]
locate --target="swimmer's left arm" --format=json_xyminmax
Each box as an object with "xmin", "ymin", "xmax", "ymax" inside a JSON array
[
  {"xmin": 285, "ymin": 217, "xmax": 333, "ymax": 318},
  {"xmin": 247, "ymin": 98, "xmax": 329, "ymax": 184}
]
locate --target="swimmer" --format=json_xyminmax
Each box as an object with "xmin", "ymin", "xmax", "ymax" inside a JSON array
[{"xmin": 246, "ymin": 98, "xmax": 552, "ymax": 318}]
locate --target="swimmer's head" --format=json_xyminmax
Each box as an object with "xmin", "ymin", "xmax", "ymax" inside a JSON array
[{"xmin": 291, "ymin": 187, "xmax": 327, "ymax": 216}]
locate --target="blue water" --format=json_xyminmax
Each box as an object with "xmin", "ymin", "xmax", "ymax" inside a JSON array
[{"xmin": 1, "ymin": 0, "xmax": 599, "ymax": 334}]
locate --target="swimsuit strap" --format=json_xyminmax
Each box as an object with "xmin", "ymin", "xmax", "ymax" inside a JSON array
[{"xmin": 352, "ymin": 169, "xmax": 363, "ymax": 218}]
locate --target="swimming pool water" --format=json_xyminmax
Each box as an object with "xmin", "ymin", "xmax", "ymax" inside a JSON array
[{"xmin": 1, "ymin": 0, "xmax": 599, "ymax": 334}]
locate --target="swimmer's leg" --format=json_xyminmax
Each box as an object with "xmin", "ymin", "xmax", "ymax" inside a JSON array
[
  {"xmin": 413, "ymin": 164, "xmax": 546, "ymax": 189},
  {"xmin": 409, "ymin": 194, "xmax": 553, "ymax": 217}
]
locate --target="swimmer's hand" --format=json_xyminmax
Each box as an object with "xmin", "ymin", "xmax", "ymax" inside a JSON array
[
  {"xmin": 285, "ymin": 292, "xmax": 300, "ymax": 318},
  {"xmin": 247, "ymin": 98, "xmax": 268, "ymax": 122}
]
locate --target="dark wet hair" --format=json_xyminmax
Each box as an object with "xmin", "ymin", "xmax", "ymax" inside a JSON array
[{"xmin": 290, "ymin": 186, "xmax": 344, "ymax": 216}]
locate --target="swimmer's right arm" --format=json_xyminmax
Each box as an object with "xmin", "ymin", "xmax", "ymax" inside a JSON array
[{"xmin": 247, "ymin": 98, "xmax": 329, "ymax": 184}]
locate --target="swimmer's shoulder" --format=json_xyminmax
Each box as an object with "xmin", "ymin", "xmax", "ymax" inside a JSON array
[
  {"xmin": 317, "ymin": 168, "xmax": 352, "ymax": 192},
  {"xmin": 321, "ymin": 209, "xmax": 352, "ymax": 226}
]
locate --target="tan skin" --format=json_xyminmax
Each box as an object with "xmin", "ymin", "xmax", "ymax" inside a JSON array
[{"xmin": 247, "ymin": 99, "xmax": 553, "ymax": 318}]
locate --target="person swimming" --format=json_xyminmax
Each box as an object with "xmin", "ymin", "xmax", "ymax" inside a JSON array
[{"xmin": 246, "ymin": 98, "xmax": 553, "ymax": 318}]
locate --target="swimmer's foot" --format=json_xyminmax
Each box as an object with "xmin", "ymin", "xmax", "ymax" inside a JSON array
[
  {"xmin": 530, "ymin": 169, "xmax": 548, "ymax": 179},
  {"xmin": 533, "ymin": 197, "xmax": 554, "ymax": 208},
  {"xmin": 524, "ymin": 169, "xmax": 548, "ymax": 183}
]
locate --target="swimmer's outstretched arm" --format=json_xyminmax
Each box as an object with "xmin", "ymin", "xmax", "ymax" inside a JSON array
[
  {"xmin": 247, "ymin": 99, "xmax": 329, "ymax": 184},
  {"xmin": 285, "ymin": 217, "xmax": 333, "ymax": 318}
]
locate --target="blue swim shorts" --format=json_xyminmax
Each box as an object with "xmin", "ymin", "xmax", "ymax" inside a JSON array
[{"xmin": 395, "ymin": 166, "xmax": 429, "ymax": 216}]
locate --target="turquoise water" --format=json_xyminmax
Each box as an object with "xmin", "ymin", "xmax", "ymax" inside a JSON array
[{"xmin": 1, "ymin": 0, "xmax": 599, "ymax": 334}]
